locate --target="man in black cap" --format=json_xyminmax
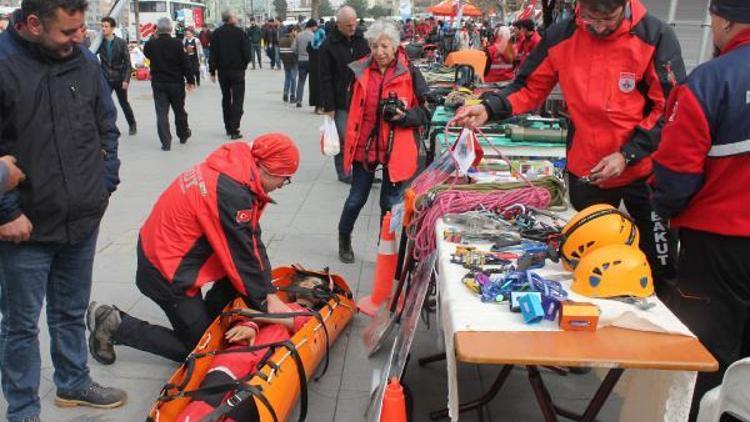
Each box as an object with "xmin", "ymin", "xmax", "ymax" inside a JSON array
[{"xmin": 652, "ymin": 0, "xmax": 750, "ymax": 416}]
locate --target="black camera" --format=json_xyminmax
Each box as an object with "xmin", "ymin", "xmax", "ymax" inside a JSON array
[{"xmin": 380, "ymin": 92, "xmax": 406, "ymax": 122}]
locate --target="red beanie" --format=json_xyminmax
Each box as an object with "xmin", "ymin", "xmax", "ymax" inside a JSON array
[{"xmin": 251, "ymin": 133, "xmax": 300, "ymax": 177}]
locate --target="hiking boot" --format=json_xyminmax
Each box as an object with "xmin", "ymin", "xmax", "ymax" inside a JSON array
[
  {"xmin": 86, "ymin": 302, "xmax": 121, "ymax": 365},
  {"xmin": 128, "ymin": 123, "xmax": 137, "ymax": 136},
  {"xmin": 339, "ymin": 233, "xmax": 355, "ymax": 264},
  {"xmin": 296, "ymin": 103, "xmax": 302, "ymax": 108},
  {"xmin": 55, "ymin": 382, "xmax": 127, "ymax": 409},
  {"xmin": 289, "ymin": 95, "xmax": 296, "ymax": 103}
]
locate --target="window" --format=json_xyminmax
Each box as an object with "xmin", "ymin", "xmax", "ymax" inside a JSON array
[{"xmin": 133, "ymin": 1, "xmax": 167, "ymax": 13}]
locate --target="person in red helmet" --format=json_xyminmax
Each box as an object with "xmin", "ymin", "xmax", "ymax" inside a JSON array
[{"xmin": 86, "ymin": 134, "xmax": 300, "ymax": 364}]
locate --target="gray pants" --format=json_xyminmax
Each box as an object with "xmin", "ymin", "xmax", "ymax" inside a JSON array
[{"xmin": 334, "ymin": 109, "xmax": 348, "ymax": 180}]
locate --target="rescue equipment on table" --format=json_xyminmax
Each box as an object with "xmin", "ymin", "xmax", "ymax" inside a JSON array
[
  {"xmin": 559, "ymin": 301, "xmax": 600, "ymax": 332},
  {"xmin": 572, "ymin": 244, "xmax": 654, "ymax": 301},
  {"xmin": 147, "ymin": 265, "xmax": 356, "ymax": 422},
  {"xmin": 443, "ymin": 87, "xmax": 480, "ymax": 110},
  {"xmin": 559, "ymin": 204, "xmax": 639, "ymax": 271}
]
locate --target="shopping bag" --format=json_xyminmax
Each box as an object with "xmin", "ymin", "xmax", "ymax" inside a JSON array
[{"xmin": 320, "ymin": 115, "xmax": 340, "ymax": 156}]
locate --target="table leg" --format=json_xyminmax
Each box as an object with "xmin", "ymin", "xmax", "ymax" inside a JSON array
[
  {"xmin": 429, "ymin": 365, "xmax": 514, "ymax": 420},
  {"xmin": 579, "ymin": 368, "xmax": 624, "ymax": 422},
  {"xmin": 527, "ymin": 365, "xmax": 559, "ymax": 422}
]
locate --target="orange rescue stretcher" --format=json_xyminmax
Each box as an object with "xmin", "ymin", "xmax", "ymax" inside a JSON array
[{"xmin": 147, "ymin": 265, "xmax": 356, "ymax": 422}]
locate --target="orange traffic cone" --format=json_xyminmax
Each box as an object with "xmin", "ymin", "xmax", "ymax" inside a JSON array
[
  {"xmin": 380, "ymin": 377, "xmax": 407, "ymax": 422},
  {"xmin": 358, "ymin": 212, "xmax": 398, "ymax": 317}
]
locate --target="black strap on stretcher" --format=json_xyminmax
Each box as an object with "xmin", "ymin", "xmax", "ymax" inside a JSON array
[
  {"xmin": 157, "ymin": 304, "xmax": 340, "ymax": 421},
  {"xmin": 221, "ymin": 308, "xmax": 333, "ymax": 381},
  {"xmin": 160, "ymin": 340, "xmax": 307, "ymax": 422}
]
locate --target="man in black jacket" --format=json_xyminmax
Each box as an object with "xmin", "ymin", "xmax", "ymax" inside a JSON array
[
  {"xmin": 210, "ymin": 9, "xmax": 251, "ymax": 139},
  {"xmin": 319, "ymin": 6, "xmax": 370, "ymax": 183},
  {"xmin": 145, "ymin": 17, "xmax": 195, "ymax": 151},
  {"xmin": 246, "ymin": 17, "xmax": 263, "ymax": 69},
  {"xmin": 98, "ymin": 16, "xmax": 137, "ymax": 135},
  {"xmin": 0, "ymin": 1, "xmax": 125, "ymax": 420}
]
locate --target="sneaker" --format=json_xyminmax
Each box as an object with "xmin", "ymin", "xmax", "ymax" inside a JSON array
[
  {"xmin": 230, "ymin": 133, "xmax": 243, "ymax": 140},
  {"xmin": 296, "ymin": 103, "xmax": 302, "ymax": 108},
  {"xmin": 55, "ymin": 382, "xmax": 127, "ymax": 409},
  {"xmin": 283, "ymin": 94, "xmax": 288, "ymax": 102},
  {"xmin": 161, "ymin": 145, "xmax": 171, "ymax": 151},
  {"xmin": 86, "ymin": 302, "xmax": 121, "ymax": 365},
  {"xmin": 289, "ymin": 95, "xmax": 296, "ymax": 103},
  {"xmin": 128, "ymin": 123, "xmax": 137, "ymax": 136}
]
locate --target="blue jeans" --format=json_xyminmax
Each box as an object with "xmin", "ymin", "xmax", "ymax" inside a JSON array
[
  {"xmin": 338, "ymin": 162, "xmax": 405, "ymax": 235},
  {"xmin": 295, "ymin": 61, "xmax": 309, "ymax": 105},
  {"xmin": 274, "ymin": 46, "xmax": 281, "ymax": 69},
  {"xmin": 0, "ymin": 230, "xmax": 98, "ymax": 421},
  {"xmin": 283, "ymin": 64, "xmax": 298, "ymax": 98}
]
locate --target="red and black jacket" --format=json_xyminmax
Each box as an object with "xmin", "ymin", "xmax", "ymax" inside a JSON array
[
  {"xmin": 483, "ymin": 0, "xmax": 685, "ymax": 188},
  {"xmin": 652, "ymin": 29, "xmax": 750, "ymax": 236},
  {"xmin": 139, "ymin": 142, "xmax": 274, "ymax": 307}
]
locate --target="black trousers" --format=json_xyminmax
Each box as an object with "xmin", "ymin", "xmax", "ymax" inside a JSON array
[
  {"xmin": 113, "ymin": 243, "xmax": 238, "ymax": 362},
  {"xmin": 152, "ymin": 82, "xmax": 190, "ymax": 148},
  {"xmin": 567, "ymin": 173, "xmax": 677, "ymax": 297},
  {"xmin": 188, "ymin": 55, "xmax": 200, "ymax": 86},
  {"xmin": 663, "ymin": 228, "xmax": 750, "ymax": 420},
  {"xmin": 218, "ymin": 70, "xmax": 246, "ymax": 136},
  {"xmin": 109, "ymin": 81, "xmax": 136, "ymax": 126}
]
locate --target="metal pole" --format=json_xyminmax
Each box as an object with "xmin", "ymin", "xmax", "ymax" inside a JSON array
[
  {"xmin": 667, "ymin": 0, "xmax": 678, "ymax": 25},
  {"xmin": 134, "ymin": 0, "xmax": 141, "ymax": 43},
  {"xmin": 698, "ymin": 0, "xmax": 713, "ymax": 64}
]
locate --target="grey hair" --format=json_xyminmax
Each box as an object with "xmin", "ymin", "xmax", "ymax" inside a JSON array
[
  {"xmin": 364, "ymin": 19, "xmax": 400, "ymax": 47},
  {"xmin": 221, "ymin": 9, "xmax": 234, "ymax": 23},
  {"xmin": 156, "ymin": 17, "xmax": 172, "ymax": 34},
  {"xmin": 336, "ymin": 5, "xmax": 356, "ymax": 21}
]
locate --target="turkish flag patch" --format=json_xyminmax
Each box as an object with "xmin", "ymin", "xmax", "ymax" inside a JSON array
[{"xmin": 236, "ymin": 209, "xmax": 253, "ymax": 224}]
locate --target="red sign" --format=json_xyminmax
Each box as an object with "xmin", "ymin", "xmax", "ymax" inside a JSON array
[
  {"xmin": 140, "ymin": 22, "xmax": 156, "ymax": 39},
  {"xmin": 193, "ymin": 8, "xmax": 204, "ymax": 28}
]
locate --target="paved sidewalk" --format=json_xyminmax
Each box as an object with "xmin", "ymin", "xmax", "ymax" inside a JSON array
[{"xmin": 0, "ymin": 66, "xmax": 620, "ymax": 422}]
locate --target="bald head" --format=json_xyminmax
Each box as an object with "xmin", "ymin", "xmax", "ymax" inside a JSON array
[{"xmin": 336, "ymin": 6, "xmax": 357, "ymax": 38}]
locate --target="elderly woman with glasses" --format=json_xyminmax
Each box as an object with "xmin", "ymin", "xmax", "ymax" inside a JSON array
[{"xmin": 337, "ymin": 19, "xmax": 430, "ymax": 264}]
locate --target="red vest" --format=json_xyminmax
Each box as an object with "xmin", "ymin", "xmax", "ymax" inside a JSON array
[
  {"xmin": 485, "ymin": 44, "xmax": 515, "ymax": 82},
  {"xmin": 344, "ymin": 51, "xmax": 419, "ymax": 182}
]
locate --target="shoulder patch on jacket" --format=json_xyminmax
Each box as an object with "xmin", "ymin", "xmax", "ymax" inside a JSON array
[{"xmin": 236, "ymin": 209, "xmax": 253, "ymax": 224}]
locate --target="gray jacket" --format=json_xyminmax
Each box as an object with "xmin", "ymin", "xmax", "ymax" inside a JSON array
[{"xmin": 292, "ymin": 30, "xmax": 314, "ymax": 62}]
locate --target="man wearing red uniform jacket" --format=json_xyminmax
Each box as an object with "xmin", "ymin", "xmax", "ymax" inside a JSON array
[
  {"xmin": 652, "ymin": 0, "xmax": 750, "ymax": 416},
  {"xmin": 86, "ymin": 134, "xmax": 300, "ymax": 364},
  {"xmin": 454, "ymin": 0, "xmax": 685, "ymax": 295},
  {"xmin": 512, "ymin": 19, "xmax": 541, "ymax": 68}
]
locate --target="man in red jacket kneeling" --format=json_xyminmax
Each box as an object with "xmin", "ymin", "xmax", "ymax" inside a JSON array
[{"xmin": 86, "ymin": 134, "xmax": 300, "ymax": 364}]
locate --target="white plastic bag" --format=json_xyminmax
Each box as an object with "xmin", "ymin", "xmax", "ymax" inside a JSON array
[
  {"xmin": 319, "ymin": 115, "xmax": 340, "ymax": 156},
  {"xmin": 200, "ymin": 64, "xmax": 209, "ymax": 79}
]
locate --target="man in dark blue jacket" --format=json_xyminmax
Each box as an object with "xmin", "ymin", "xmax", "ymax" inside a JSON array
[
  {"xmin": 0, "ymin": 1, "xmax": 124, "ymax": 420},
  {"xmin": 652, "ymin": 0, "xmax": 750, "ymax": 416}
]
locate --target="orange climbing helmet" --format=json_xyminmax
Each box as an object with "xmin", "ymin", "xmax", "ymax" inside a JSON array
[
  {"xmin": 572, "ymin": 244, "xmax": 654, "ymax": 298},
  {"xmin": 559, "ymin": 204, "xmax": 639, "ymax": 271}
]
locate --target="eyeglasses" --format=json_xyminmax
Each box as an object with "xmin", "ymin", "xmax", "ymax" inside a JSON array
[
  {"xmin": 578, "ymin": 7, "xmax": 624, "ymax": 26},
  {"xmin": 282, "ymin": 177, "xmax": 292, "ymax": 187}
]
